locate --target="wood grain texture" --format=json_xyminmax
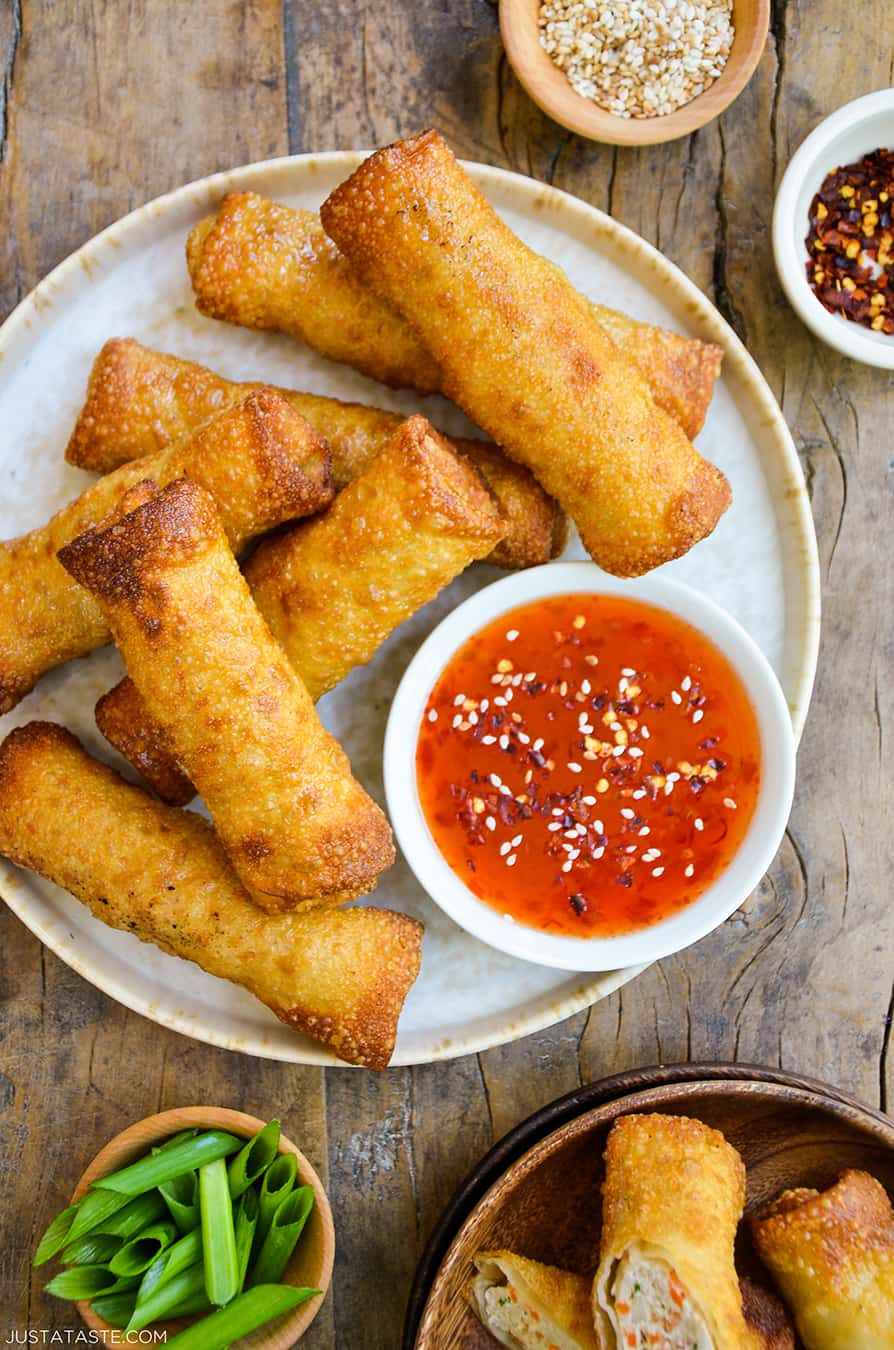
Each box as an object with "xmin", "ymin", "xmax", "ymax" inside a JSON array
[{"xmin": 2, "ymin": 2, "xmax": 893, "ymax": 1347}]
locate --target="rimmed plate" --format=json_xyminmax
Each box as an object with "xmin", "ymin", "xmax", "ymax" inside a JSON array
[
  {"xmin": 0, "ymin": 152, "xmax": 820, "ymax": 1066},
  {"xmin": 412, "ymin": 1070, "xmax": 894, "ymax": 1347}
]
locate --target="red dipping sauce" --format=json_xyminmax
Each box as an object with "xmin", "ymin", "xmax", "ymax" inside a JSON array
[{"xmin": 416, "ymin": 594, "xmax": 761, "ymax": 939}]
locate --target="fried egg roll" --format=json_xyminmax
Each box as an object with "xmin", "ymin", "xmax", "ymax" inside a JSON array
[
  {"xmin": 58, "ymin": 479, "xmax": 394, "ymax": 910},
  {"xmin": 0, "ymin": 722, "xmax": 421, "ymax": 1069},
  {"xmin": 95, "ymin": 677, "xmax": 195, "ymax": 807},
  {"xmin": 593, "ymin": 1114, "xmax": 759, "ymax": 1350},
  {"xmin": 321, "ymin": 131, "xmax": 731, "ymax": 577},
  {"xmin": 469, "ymin": 1252, "xmax": 598, "ymax": 1350},
  {"xmin": 0, "ymin": 390, "xmax": 331, "ymax": 714},
  {"xmin": 64, "ymin": 339, "xmax": 559, "ymax": 570},
  {"xmin": 751, "ymin": 1169, "xmax": 894, "ymax": 1349},
  {"xmin": 184, "ymin": 192, "xmax": 722, "ymax": 439}
]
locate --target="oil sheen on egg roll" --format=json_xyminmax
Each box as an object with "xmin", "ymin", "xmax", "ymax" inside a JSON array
[
  {"xmin": 184, "ymin": 191, "xmax": 722, "ymax": 439},
  {"xmin": 64, "ymin": 338, "xmax": 561, "ymax": 570},
  {"xmin": 593, "ymin": 1113, "xmax": 759, "ymax": 1350},
  {"xmin": 751, "ymin": 1169, "xmax": 894, "ymax": 1350},
  {"xmin": 58, "ymin": 479, "xmax": 394, "ymax": 910},
  {"xmin": 0, "ymin": 390, "xmax": 332, "ymax": 714},
  {"xmin": 320, "ymin": 131, "xmax": 731, "ymax": 577},
  {"xmin": 96, "ymin": 414, "xmax": 508, "ymax": 804},
  {"xmin": 0, "ymin": 722, "xmax": 421, "ymax": 1069},
  {"xmin": 468, "ymin": 1252, "xmax": 597, "ymax": 1350}
]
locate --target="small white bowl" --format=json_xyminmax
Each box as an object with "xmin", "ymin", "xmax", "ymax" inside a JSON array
[
  {"xmin": 384, "ymin": 564, "xmax": 795, "ymax": 972},
  {"xmin": 773, "ymin": 89, "xmax": 894, "ymax": 368}
]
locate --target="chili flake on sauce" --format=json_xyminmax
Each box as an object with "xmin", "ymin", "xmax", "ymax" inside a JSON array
[
  {"xmin": 415, "ymin": 594, "xmax": 760, "ymax": 939},
  {"xmin": 806, "ymin": 146, "xmax": 894, "ymax": 335}
]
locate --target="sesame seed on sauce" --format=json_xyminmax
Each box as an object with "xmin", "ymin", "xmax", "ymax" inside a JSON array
[{"xmin": 416, "ymin": 594, "xmax": 761, "ymax": 939}]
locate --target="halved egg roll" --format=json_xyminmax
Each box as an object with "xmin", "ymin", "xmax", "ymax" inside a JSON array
[
  {"xmin": 185, "ymin": 191, "xmax": 722, "ymax": 439},
  {"xmin": 58, "ymin": 479, "xmax": 394, "ymax": 911},
  {"xmin": 751, "ymin": 1169, "xmax": 894, "ymax": 1349},
  {"xmin": 0, "ymin": 722, "xmax": 420, "ymax": 1069},
  {"xmin": 321, "ymin": 131, "xmax": 731, "ymax": 577},
  {"xmin": 0, "ymin": 390, "xmax": 331, "ymax": 713},
  {"xmin": 64, "ymin": 338, "xmax": 560, "ymax": 570},
  {"xmin": 593, "ymin": 1113, "xmax": 758, "ymax": 1350},
  {"xmin": 469, "ymin": 1252, "xmax": 597, "ymax": 1350}
]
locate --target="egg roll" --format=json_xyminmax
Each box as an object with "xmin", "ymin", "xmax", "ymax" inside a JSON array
[
  {"xmin": 64, "ymin": 338, "xmax": 560, "ymax": 570},
  {"xmin": 321, "ymin": 131, "xmax": 731, "ymax": 577},
  {"xmin": 184, "ymin": 192, "xmax": 722, "ymax": 439},
  {"xmin": 593, "ymin": 1113, "xmax": 759, "ymax": 1350},
  {"xmin": 751, "ymin": 1169, "xmax": 894, "ymax": 1349},
  {"xmin": 468, "ymin": 1252, "xmax": 597, "ymax": 1350},
  {"xmin": 0, "ymin": 722, "xmax": 420, "ymax": 1069},
  {"xmin": 58, "ymin": 479, "xmax": 394, "ymax": 910},
  {"xmin": 0, "ymin": 390, "xmax": 332, "ymax": 714}
]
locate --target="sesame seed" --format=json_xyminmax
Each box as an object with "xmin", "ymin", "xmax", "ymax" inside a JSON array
[
  {"xmin": 485, "ymin": 816, "xmax": 496, "ymax": 831},
  {"xmin": 625, "ymin": 845, "xmax": 637, "ymax": 854},
  {"xmin": 629, "ymin": 747, "xmax": 644, "ymax": 758},
  {"xmin": 593, "ymin": 845, "xmax": 605, "ymax": 859},
  {"xmin": 497, "ymin": 658, "xmax": 513, "ymax": 673},
  {"xmin": 638, "ymin": 826, "xmax": 650, "ymax": 836},
  {"xmin": 548, "ymin": 821, "xmax": 562, "ymax": 832},
  {"xmin": 619, "ymin": 677, "xmax": 629, "ymax": 693},
  {"xmin": 524, "ymin": 671, "xmax": 536, "ymax": 682},
  {"xmin": 681, "ymin": 675, "xmax": 692, "ymax": 691},
  {"xmin": 534, "ymin": 738, "xmax": 545, "ymax": 752},
  {"xmin": 481, "ymin": 735, "xmax": 496, "ymax": 745},
  {"xmin": 518, "ymin": 732, "xmax": 531, "ymax": 745},
  {"xmin": 506, "ymin": 853, "xmax": 517, "ymax": 867},
  {"xmin": 692, "ymin": 709, "xmax": 704, "ymax": 724},
  {"xmin": 506, "ymin": 629, "xmax": 519, "ymax": 641},
  {"xmin": 504, "ymin": 688, "xmax": 514, "ymax": 702},
  {"xmin": 504, "ymin": 913, "xmax": 515, "ymax": 923},
  {"xmin": 500, "ymin": 841, "xmax": 512, "ymax": 857},
  {"xmin": 499, "ymin": 734, "xmax": 510, "ymax": 750},
  {"xmin": 568, "ymin": 761, "xmax": 582, "ymax": 772},
  {"xmin": 511, "ymin": 834, "xmax": 523, "ymax": 848},
  {"xmin": 694, "ymin": 818, "xmax": 704, "ymax": 831},
  {"xmin": 652, "ymin": 867, "xmax": 665, "ymax": 878},
  {"xmin": 564, "ymin": 829, "xmax": 578, "ymax": 839},
  {"xmin": 641, "ymin": 726, "xmax": 650, "ymax": 739},
  {"xmin": 612, "ymin": 745, "xmax": 626, "ymax": 757},
  {"xmin": 671, "ymin": 690, "xmax": 682, "ymax": 705},
  {"xmin": 494, "ymin": 697, "xmax": 507, "ymax": 708},
  {"xmin": 490, "ymin": 773, "xmax": 502, "ymax": 787},
  {"xmin": 480, "ymin": 699, "xmax": 489, "ymax": 713},
  {"xmin": 685, "ymin": 864, "xmax": 695, "ymax": 877},
  {"xmin": 562, "ymin": 860, "xmax": 574, "ymax": 873},
  {"xmin": 585, "ymin": 654, "xmax": 599, "ymax": 666},
  {"xmin": 597, "ymin": 778, "xmax": 609, "ymax": 793},
  {"xmin": 724, "ymin": 797, "xmax": 737, "ymax": 809},
  {"xmin": 428, "ymin": 709, "xmax": 438, "ymax": 722},
  {"xmin": 500, "ymin": 785, "xmax": 512, "ymax": 796},
  {"xmin": 621, "ymin": 667, "xmax": 636, "ymax": 677},
  {"xmin": 468, "ymin": 711, "xmax": 478, "ymax": 725},
  {"xmin": 632, "ymin": 789, "xmax": 647, "ymax": 800},
  {"xmin": 582, "ymin": 795, "xmax": 597, "ymax": 806},
  {"xmin": 581, "ymin": 679, "xmax": 591, "ymax": 695},
  {"xmin": 453, "ymin": 693, "xmax": 466, "ymax": 707}
]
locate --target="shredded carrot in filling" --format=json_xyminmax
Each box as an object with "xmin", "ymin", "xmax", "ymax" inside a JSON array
[
  {"xmin": 669, "ymin": 1269, "xmax": 686, "ymax": 1308},
  {"xmin": 615, "ymin": 1300, "xmax": 631, "ymax": 1315},
  {"xmin": 530, "ymin": 1309, "xmax": 541, "ymax": 1322},
  {"xmin": 509, "ymin": 1286, "xmax": 519, "ymax": 1303}
]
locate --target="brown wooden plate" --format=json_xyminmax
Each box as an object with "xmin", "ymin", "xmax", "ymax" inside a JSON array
[{"xmin": 412, "ymin": 1076, "xmax": 894, "ymax": 1348}]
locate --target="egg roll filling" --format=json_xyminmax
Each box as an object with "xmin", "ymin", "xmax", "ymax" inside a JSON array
[
  {"xmin": 611, "ymin": 1247, "xmax": 714, "ymax": 1350},
  {"xmin": 479, "ymin": 1281, "xmax": 544, "ymax": 1349}
]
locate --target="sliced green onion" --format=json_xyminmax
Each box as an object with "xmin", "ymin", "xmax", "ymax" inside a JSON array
[
  {"xmin": 234, "ymin": 1187, "xmax": 259, "ymax": 1292},
  {"xmin": 249, "ymin": 1185, "xmax": 314, "ymax": 1286},
  {"xmin": 256, "ymin": 1152, "xmax": 297, "ymax": 1242},
  {"xmin": 159, "ymin": 1171, "xmax": 199, "ymax": 1233},
  {"xmin": 34, "ymin": 1204, "xmax": 80, "ymax": 1266},
  {"xmin": 108, "ymin": 1220, "xmax": 179, "ymax": 1277},
  {"xmin": 93, "ymin": 1130, "xmax": 242, "ymax": 1196},
  {"xmin": 45, "ymin": 1266, "xmax": 132, "ymax": 1301},
  {"xmin": 161, "ymin": 1284, "xmax": 320, "ymax": 1350},
  {"xmin": 136, "ymin": 1227, "xmax": 203, "ymax": 1307},
  {"xmin": 86, "ymin": 1190, "xmax": 167, "ymax": 1240},
  {"xmin": 199, "ymin": 1158, "xmax": 239, "ymax": 1306},
  {"xmin": 126, "ymin": 1263, "xmax": 206, "ymax": 1334},
  {"xmin": 227, "ymin": 1121, "xmax": 280, "ymax": 1199},
  {"xmin": 90, "ymin": 1292, "xmax": 138, "ymax": 1329},
  {"xmin": 153, "ymin": 1128, "xmax": 199, "ymax": 1154},
  {"xmin": 65, "ymin": 1187, "xmax": 133, "ymax": 1243},
  {"xmin": 164, "ymin": 1288, "xmax": 213, "ymax": 1319},
  {"xmin": 61, "ymin": 1233, "xmax": 123, "ymax": 1267}
]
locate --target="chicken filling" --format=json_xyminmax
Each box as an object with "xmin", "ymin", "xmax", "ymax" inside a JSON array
[
  {"xmin": 611, "ymin": 1250, "xmax": 714, "ymax": 1350},
  {"xmin": 482, "ymin": 1283, "xmax": 559, "ymax": 1349}
]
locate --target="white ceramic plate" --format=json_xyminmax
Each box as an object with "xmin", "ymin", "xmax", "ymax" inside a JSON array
[{"xmin": 0, "ymin": 153, "xmax": 820, "ymax": 1066}]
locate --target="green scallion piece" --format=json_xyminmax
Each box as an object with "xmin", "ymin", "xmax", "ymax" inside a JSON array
[
  {"xmin": 84, "ymin": 1190, "xmax": 167, "ymax": 1241},
  {"xmin": 90, "ymin": 1292, "xmax": 138, "ymax": 1329},
  {"xmin": 159, "ymin": 1171, "xmax": 199, "ymax": 1234},
  {"xmin": 135, "ymin": 1227, "xmax": 202, "ymax": 1307},
  {"xmin": 256, "ymin": 1152, "xmax": 297, "ymax": 1242},
  {"xmin": 227, "ymin": 1121, "xmax": 280, "ymax": 1199},
  {"xmin": 108, "ymin": 1219, "xmax": 179, "ymax": 1278},
  {"xmin": 153, "ymin": 1128, "xmax": 199, "ymax": 1153},
  {"xmin": 61, "ymin": 1232, "xmax": 123, "ymax": 1267},
  {"xmin": 93, "ymin": 1130, "xmax": 242, "ymax": 1196},
  {"xmin": 45, "ymin": 1266, "xmax": 128, "ymax": 1302},
  {"xmin": 249, "ymin": 1185, "xmax": 314, "ymax": 1286},
  {"xmin": 126, "ymin": 1262, "xmax": 206, "ymax": 1334},
  {"xmin": 64, "ymin": 1187, "xmax": 133, "ymax": 1243},
  {"xmin": 234, "ymin": 1187, "xmax": 259, "ymax": 1292},
  {"xmin": 161, "ymin": 1284, "xmax": 319, "ymax": 1350},
  {"xmin": 34, "ymin": 1204, "xmax": 80, "ymax": 1266},
  {"xmin": 199, "ymin": 1158, "xmax": 239, "ymax": 1306}
]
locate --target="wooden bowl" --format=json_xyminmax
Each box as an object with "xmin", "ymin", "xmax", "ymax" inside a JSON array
[
  {"xmin": 499, "ymin": 0, "xmax": 770, "ymax": 146},
  {"xmin": 414, "ymin": 1077, "xmax": 894, "ymax": 1347},
  {"xmin": 71, "ymin": 1106, "xmax": 335, "ymax": 1349}
]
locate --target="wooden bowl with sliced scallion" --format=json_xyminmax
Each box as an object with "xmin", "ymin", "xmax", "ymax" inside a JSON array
[{"xmin": 36, "ymin": 1106, "xmax": 334, "ymax": 1349}]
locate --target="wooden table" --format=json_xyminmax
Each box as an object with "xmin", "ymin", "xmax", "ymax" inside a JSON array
[{"xmin": 1, "ymin": 2, "xmax": 891, "ymax": 1345}]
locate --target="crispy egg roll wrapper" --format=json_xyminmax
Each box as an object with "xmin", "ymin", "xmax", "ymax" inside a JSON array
[
  {"xmin": 65, "ymin": 338, "xmax": 560, "ymax": 569},
  {"xmin": 320, "ymin": 131, "xmax": 731, "ymax": 577},
  {"xmin": 751, "ymin": 1169, "xmax": 894, "ymax": 1350},
  {"xmin": 0, "ymin": 723, "xmax": 420, "ymax": 1069},
  {"xmin": 593, "ymin": 1113, "xmax": 760, "ymax": 1350},
  {"xmin": 96, "ymin": 414, "xmax": 507, "ymax": 804},
  {"xmin": 0, "ymin": 390, "xmax": 332, "ymax": 714},
  {"xmin": 183, "ymin": 191, "xmax": 721, "ymax": 439},
  {"xmin": 468, "ymin": 1252, "xmax": 598, "ymax": 1350},
  {"xmin": 59, "ymin": 479, "xmax": 394, "ymax": 909}
]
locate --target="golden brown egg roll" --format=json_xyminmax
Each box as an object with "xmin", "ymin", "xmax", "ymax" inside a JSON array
[
  {"xmin": 0, "ymin": 722, "xmax": 420, "ymax": 1069},
  {"xmin": 593, "ymin": 1113, "xmax": 759, "ymax": 1350},
  {"xmin": 184, "ymin": 191, "xmax": 722, "ymax": 439},
  {"xmin": 751, "ymin": 1169, "xmax": 894, "ymax": 1349},
  {"xmin": 0, "ymin": 390, "xmax": 332, "ymax": 714},
  {"xmin": 64, "ymin": 338, "xmax": 559, "ymax": 570},
  {"xmin": 95, "ymin": 414, "xmax": 507, "ymax": 805},
  {"xmin": 468, "ymin": 1252, "xmax": 598, "ymax": 1350},
  {"xmin": 58, "ymin": 479, "xmax": 394, "ymax": 911},
  {"xmin": 320, "ymin": 131, "xmax": 731, "ymax": 577}
]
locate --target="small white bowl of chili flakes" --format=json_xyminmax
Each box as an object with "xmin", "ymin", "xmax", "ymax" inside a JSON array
[
  {"xmin": 384, "ymin": 564, "xmax": 795, "ymax": 972},
  {"xmin": 774, "ymin": 88, "xmax": 894, "ymax": 368}
]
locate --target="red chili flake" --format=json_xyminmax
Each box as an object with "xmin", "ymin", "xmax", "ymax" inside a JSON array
[
  {"xmin": 805, "ymin": 147, "xmax": 894, "ymax": 335},
  {"xmin": 569, "ymin": 893, "xmax": 588, "ymax": 915}
]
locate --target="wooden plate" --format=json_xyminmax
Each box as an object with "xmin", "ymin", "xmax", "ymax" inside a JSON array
[{"xmin": 413, "ymin": 1076, "xmax": 894, "ymax": 1348}]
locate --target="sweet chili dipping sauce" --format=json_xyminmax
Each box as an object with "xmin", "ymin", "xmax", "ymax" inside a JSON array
[{"xmin": 416, "ymin": 594, "xmax": 761, "ymax": 939}]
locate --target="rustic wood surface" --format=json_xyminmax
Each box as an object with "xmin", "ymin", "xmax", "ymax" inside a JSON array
[{"xmin": 1, "ymin": 2, "xmax": 892, "ymax": 1346}]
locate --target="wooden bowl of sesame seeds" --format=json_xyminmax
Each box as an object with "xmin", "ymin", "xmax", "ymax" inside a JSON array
[{"xmin": 499, "ymin": 0, "xmax": 769, "ymax": 146}]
